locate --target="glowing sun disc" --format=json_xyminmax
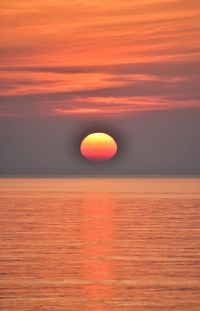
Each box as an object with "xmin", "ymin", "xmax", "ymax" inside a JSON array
[{"xmin": 80, "ymin": 132, "xmax": 118, "ymax": 161}]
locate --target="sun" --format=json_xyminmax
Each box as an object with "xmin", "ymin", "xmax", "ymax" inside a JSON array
[{"xmin": 80, "ymin": 132, "xmax": 118, "ymax": 162}]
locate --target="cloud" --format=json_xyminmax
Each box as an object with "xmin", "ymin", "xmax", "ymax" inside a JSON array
[
  {"xmin": 0, "ymin": 60, "xmax": 200, "ymax": 117},
  {"xmin": 1, "ymin": 0, "xmax": 200, "ymax": 65},
  {"xmin": 0, "ymin": 0, "xmax": 199, "ymax": 117}
]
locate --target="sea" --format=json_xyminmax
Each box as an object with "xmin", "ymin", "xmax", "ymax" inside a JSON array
[{"xmin": 0, "ymin": 178, "xmax": 200, "ymax": 311}]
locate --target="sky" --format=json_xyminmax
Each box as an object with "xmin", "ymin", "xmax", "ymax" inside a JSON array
[{"xmin": 0, "ymin": 0, "xmax": 200, "ymax": 175}]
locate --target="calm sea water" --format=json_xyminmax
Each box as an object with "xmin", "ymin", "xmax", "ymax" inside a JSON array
[{"xmin": 0, "ymin": 178, "xmax": 200, "ymax": 311}]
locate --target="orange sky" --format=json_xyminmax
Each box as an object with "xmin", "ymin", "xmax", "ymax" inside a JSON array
[{"xmin": 1, "ymin": 0, "xmax": 200, "ymax": 117}]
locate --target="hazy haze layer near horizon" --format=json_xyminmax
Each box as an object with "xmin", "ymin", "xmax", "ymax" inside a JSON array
[{"xmin": 0, "ymin": 108, "xmax": 200, "ymax": 175}]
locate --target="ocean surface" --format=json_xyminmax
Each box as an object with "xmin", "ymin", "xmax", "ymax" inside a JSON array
[{"xmin": 0, "ymin": 178, "xmax": 200, "ymax": 311}]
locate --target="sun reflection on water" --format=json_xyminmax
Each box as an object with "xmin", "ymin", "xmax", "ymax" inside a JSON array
[{"xmin": 81, "ymin": 192, "xmax": 115, "ymax": 310}]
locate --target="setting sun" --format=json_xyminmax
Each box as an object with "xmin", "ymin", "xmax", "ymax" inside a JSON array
[{"xmin": 80, "ymin": 133, "xmax": 117, "ymax": 161}]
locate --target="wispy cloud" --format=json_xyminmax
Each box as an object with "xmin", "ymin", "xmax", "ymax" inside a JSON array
[{"xmin": 0, "ymin": 0, "xmax": 200, "ymax": 117}]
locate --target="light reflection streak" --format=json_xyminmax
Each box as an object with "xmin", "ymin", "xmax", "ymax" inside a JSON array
[{"xmin": 81, "ymin": 191, "xmax": 115, "ymax": 311}]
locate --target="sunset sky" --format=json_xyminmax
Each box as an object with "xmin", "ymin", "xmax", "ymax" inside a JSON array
[{"xmin": 0, "ymin": 0, "xmax": 200, "ymax": 175}]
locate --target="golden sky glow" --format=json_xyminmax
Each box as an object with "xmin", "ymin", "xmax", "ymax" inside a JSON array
[{"xmin": 0, "ymin": 0, "xmax": 200, "ymax": 117}]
